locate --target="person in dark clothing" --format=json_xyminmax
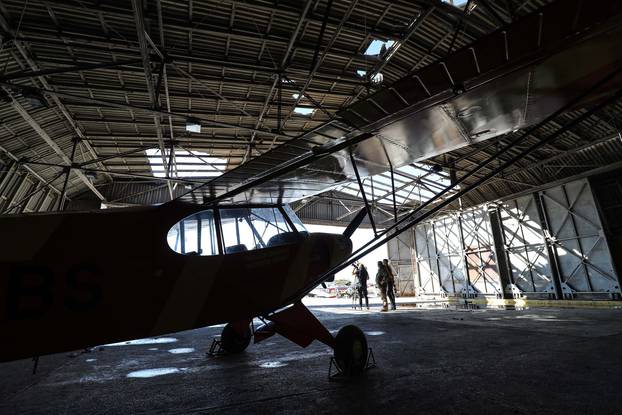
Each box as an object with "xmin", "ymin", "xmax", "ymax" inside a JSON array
[
  {"xmin": 383, "ymin": 259, "xmax": 397, "ymax": 310},
  {"xmin": 376, "ymin": 261, "xmax": 389, "ymax": 311},
  {"xmin": 354, "ymin": 262, "xmax": 369, "ymax": 310}
]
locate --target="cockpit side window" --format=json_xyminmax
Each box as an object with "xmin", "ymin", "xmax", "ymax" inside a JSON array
[
  {"xmin": 167, "ymin": 210, "xmax": 218, "ymax": 256},
  {"xmin": 167, "ymin": 206, "xmax": 302, "ymax": 256}
]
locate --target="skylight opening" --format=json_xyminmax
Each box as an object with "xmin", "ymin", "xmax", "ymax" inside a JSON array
[
  {"xmin": 185, "ymin": 117, "xmax": 201, "ymax": 133},
  {"xmin": 146, "ymin": 148, "xmax": 226, "ymax": 179},
  {"xmin": 356, "ymin": 70, "xmax": 384, "ymax": 84},
  {"xmin": 442, "ymin": 0, "xmax": 475, "ymax": 12},
  {"xmin": 364, "ymin": 39, "xmax": 395, "ymax": 56},
  {"xmin": 294, "ymin": 107, "xmax": 315, "ymax": 116}
]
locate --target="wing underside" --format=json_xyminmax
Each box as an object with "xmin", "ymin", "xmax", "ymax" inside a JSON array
[{"xmin": 180, "ymin": 2, "xmax": 622, "ymax": 205}]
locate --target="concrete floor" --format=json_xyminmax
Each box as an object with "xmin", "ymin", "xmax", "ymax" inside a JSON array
[{"xmin": 2, "ymin": 302, "xmax": 622, "ymax": 414}]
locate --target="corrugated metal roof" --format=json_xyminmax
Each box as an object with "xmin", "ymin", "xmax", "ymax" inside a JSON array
[{"xmin": 6, "ymin": 0, "xmax": 620, "ymax": 214}]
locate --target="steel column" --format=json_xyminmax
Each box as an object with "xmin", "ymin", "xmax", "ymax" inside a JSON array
[{"xmin": 489, "ymin": 205, "xmax": 516, "ymax": 299}]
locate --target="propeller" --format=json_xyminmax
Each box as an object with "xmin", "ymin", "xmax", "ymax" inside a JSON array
[
  {"xmin": 342, "ymin": 208, "xmax": 367, "ymax": 239},
  {"xmin": 320, "ymin": 209, "xmax": 368, "ymax": 289}
]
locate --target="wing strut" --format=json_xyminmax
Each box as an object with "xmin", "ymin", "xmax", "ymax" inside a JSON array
[{"xmin": 349, "ymin": 152, "xmax": 377, "ymax": 236}]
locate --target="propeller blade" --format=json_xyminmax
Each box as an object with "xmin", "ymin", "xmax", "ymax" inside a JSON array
[{"xmin": 343, "ymin": 208, "xmax": 368, "ymax": 239}]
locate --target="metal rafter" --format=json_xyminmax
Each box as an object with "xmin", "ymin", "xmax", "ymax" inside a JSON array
[
  {"xmin": 0, "ymin": 7, "xmax": 110, "ymax": 200},
  {"xmin": 4, "ymin": 91, "xmax": 105, "ymax": 200},
  {"xmin": 131, "ymin": 0, "xmax": 174, "ymax": 199}
]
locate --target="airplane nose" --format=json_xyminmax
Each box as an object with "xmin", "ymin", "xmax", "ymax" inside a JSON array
[
  {"xmin": 332, "ymin": 234, "xmax": 353, "ymax": 265},
  {"xmin": 307, "ymin": 232, "xmax": 353, "ymax": 270}
]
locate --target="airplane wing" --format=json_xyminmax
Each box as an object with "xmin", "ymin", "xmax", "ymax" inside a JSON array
[{"xmin": 178, "ymin": 0, "xmax": 622, "ymax": 205}]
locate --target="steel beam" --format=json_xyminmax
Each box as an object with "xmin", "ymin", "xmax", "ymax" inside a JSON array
[
  {"xmin": 5, "ymin": 91, "xmax": 104, "ymax": 200},
  {"xmin": 280, "ymin": 0, "xmax": 359, "ymax": 130},
  {"xmin": 0, "ymin": 145, "xmax": 63, "ymax": 196},
  {"xmin": 245, "ymin": 0, "xmax": 314, "ymax": 163},
  {"xmin": 0, "ymin": 11, "xmax": 112, "ymax": 185},
  {"xmin": 0, "ymin": 59, "xmax": 143, "ymax": 82},
  {"xmin": 131, "ymin": 0, "xmax": 174, "ymax": 199},
  {"xmin": 4, "ymin": 171, "xmax": 65, "ymax": 215},
  {"xmin": 0, "ymin": 82, "xmax": 293, "ymax": 141}
]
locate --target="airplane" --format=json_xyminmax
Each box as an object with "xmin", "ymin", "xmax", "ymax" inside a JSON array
[
  {"xmin": 2, "ymin": 0, "xmax": 622, "ymax": 378},
  {"xmin": 0, "ymin": 201, "xmax": 372, "ymax": 376}
]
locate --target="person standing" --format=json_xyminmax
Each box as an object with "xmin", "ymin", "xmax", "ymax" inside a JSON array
[
  {"xmin": 356, "ymin": 262, "xmax": 370, "ymax": 310},
  {"xmin": 376, "ymin": 261, "xmax": 389, "ymax": 312},
  {"xmin": 351, "ymin": 262, "xmax": 361, "ymax": 309},
  {"xmin": 383, "ymin": 259, "xmax": 397, "ymax": 310}
]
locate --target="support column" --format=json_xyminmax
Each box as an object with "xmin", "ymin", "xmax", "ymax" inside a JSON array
[
  {"xmin": 488, "ymin": 205, "xmax": 515, "ymax": 300},
  {"xmin": 535, "ymin": 192, "xmax": 565, "ymax": 299}
]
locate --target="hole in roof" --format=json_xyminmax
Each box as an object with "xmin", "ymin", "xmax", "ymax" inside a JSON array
[
  {"xmin": 185, "ymin": 117, "xmax": 201, "ymax": 133},
  {"xmin": 357, "ymin": 70, "xmax": 384, "ymax": 84},
  {"xmin": 292, "ymin": 93, "xmax": 300, "ymax": 99},
  {"xmin": 146, "ymin": 148, "xmax": 226, "ymax": 179},
  {"xmin": 442, "ymin": 0, "xmax": 476, "ymax": 12},
  {"xmin": 364, "ymin": 39, "xmax": 395, "ymax": 56},
  {"xmin": 294, "ymin": 107, "xmax": 315, "ymax": 116}
]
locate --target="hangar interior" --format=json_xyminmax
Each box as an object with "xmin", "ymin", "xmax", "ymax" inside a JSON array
[
  {"xmin": 1, "ymin": 0, "xmax": 622, "ymax": 413},
  {"xmin": 2, "ymin": 0, "xmax": 621, "ymax": 304}
]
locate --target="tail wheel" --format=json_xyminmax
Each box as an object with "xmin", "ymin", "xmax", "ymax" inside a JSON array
[
  {"xmin": 221, "ymin": 323, "xmax": 252, "ymax": 354},
  {"xmin": 334, "ymin": 325, "xmax": 368, "ymax": 376}
]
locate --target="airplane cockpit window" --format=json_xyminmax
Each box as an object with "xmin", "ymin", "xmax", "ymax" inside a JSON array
[
  {"xmin": 167, "ymin": 206, "xmax": 303, "ymax": 256},
  {"xmin": 167, "ymin": 210, "xmax": 218, "ymax": 256},
  {"xmin": 219, "ymin": 207, "xmax": 298, "ymax": 254},
  {"xmin": 283, "ymin": 205, "xmax": 308, "ymax": 234}
]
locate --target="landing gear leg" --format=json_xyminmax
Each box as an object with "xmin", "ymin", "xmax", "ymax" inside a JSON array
[{"xmin": 329, "ymin": 325, "xmax": 375, "ymax": 379}]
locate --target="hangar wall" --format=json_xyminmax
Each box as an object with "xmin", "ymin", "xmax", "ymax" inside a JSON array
[
  {"xmin": 390, "ymin": 176, "xmax": 622, "ymax": 301},
  {"xmin": 0, "ymin": 161, "xmax": 59, "ymax": 214},
  {"xmin": 387, "ymin": 232, "xmax": 417, "ymax": 296}
]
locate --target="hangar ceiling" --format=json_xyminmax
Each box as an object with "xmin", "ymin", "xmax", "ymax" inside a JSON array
[{"xmin": 2, "ymin": 0, "xmax": 622, "ymax": 215}]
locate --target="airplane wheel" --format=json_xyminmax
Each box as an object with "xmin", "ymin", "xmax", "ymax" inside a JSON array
[
  {"xmin": 221, "ymin": 323, "xmax": 252, "ymax": 354},
  {"xmin": 334, "ymin": 325, "xmax": 368, "ymax": 376}
]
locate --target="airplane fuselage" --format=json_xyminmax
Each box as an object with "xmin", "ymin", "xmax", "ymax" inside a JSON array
[{"xmin": 0, "ymin": 202, "xmax": 351, "ymax": 362}]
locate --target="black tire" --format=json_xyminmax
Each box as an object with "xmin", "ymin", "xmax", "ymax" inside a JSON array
[
  {"xmin": 334, "ymin": 325, "xmax": 368, "ymax": 376},
  {"xmin": 221, "ymin": 323, "xmax": 252, "ymax": 354}
]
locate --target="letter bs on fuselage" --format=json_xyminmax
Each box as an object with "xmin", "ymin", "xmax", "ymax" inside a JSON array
[{"xmin": 3, "ymin": 262, "xmax": 102, "ymax": 320}]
